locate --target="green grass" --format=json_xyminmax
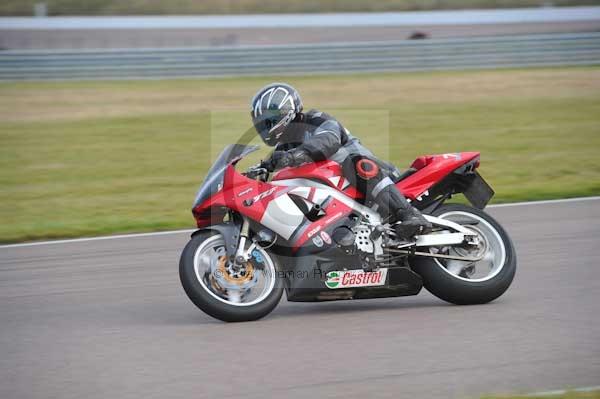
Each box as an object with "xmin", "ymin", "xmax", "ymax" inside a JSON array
[
  {"xmin": 481, "ymin": 389, "xmax": 600, "ymax": 399},
  {"xmin": 1, "ymin": 67, "xmax": 599, "ymax": 243},
  {"xmin": 1, "ymin": 0, "xmax": 599, "ymax": 16}
]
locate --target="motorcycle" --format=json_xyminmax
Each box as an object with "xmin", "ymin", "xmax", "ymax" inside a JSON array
[{"xmin": 179, "ymin": 144, "xmax": 516, "ymax": 322}]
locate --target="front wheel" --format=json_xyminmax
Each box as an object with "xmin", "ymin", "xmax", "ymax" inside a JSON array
[
  {"xmin": 411, "ymin": 204, "xmax": 517, "ymax": 305},
  {"xmin": 179, "ymin": 231, "xmax": 283, "ymax": 322}
]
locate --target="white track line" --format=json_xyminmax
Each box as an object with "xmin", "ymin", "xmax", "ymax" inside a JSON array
[
  {"xmin": 0, "ymin": 229, "xmax": 195, "ymax": 249},
  {"xmin": 1, "ymin": 196, "xmax": 598, "ymax": 249},
  {"xmin": 487, "ymin": 195, "xmax": 600, "ymax": 208},
  {"xmin": 524, "ymin": 385, "xmax": 600, "ymax": 396}
]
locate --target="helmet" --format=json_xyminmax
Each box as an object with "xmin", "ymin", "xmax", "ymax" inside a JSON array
[{"xmin": 251, "ymin": 83, "xmax": 303, "ymax": 146}]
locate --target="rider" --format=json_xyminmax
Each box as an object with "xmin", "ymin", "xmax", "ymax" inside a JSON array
[{"xmin": 251, "ymin": 82, "xmax": 432, "ymax": 239}]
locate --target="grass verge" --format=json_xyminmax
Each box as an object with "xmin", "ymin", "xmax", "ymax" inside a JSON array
[{"xmin": 1, "ymin": 67, "xmax": 599, "ymax": 243}]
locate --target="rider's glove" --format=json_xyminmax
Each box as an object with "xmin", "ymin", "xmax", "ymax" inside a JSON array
[
  {"xmin": 260, "ymin": 150, "xmax": 286, "ymax": 171},
  {"xmin": 259, "ymin": 156, "xmax": 278, "ymax": 172},
  {"xmin": 263, "ymin": 149, "xmax": 312, "ymax": 171}
]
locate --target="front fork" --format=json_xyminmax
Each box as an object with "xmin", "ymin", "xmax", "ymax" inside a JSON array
[{"xmin": 233, "ymin": 216, "xmax": 257, "ymax": 265}]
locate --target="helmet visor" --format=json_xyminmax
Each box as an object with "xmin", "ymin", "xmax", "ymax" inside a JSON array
[{"xmin": 252, "ymin": 109, "xmax": 293, "ymax": 146}]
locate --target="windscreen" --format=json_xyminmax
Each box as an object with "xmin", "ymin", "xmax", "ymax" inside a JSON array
[{"xmin": 192, "ymin": 144, "xmax": 259, "ymax": 209}]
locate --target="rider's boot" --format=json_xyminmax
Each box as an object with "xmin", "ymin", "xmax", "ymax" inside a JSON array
[{"xmin": 374, "ymin": 185, "xmax": 432, "ymax": 240}]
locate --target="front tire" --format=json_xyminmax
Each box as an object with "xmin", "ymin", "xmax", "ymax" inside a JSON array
[
  {"xmin": 411, "ymin": 204, "xmax": 517, "ymax": 305},
  {"xmin": 179, "ymin": 231, "xmax": 283, "ymax": 322}
]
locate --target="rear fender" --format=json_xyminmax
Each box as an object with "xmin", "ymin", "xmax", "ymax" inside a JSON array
[
  {"xmin": 397, "ymin": 152, "xmax": 480, "ymax": 201},
  {"xmin": 411, "ymin": 156, "xmax": 494, "ymax": 213}
]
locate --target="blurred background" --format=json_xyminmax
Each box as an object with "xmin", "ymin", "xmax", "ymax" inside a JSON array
[
  {"xmin": 0, "ymin": 1, "xmax": 599, "ymax": 242},
  {"xmin": 1, "ymin": 5, "xmax": 600, "ymax": 399}
]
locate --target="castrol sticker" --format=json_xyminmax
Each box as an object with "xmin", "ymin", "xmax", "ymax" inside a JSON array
[{"xmin": 325, "ymin": 269, "xmax": 388, "ymax": 289}]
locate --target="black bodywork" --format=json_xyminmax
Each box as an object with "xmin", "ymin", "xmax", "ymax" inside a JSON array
[{"xmin": 274, "ymin": 222, "xmax": 424, "ymax": 302}]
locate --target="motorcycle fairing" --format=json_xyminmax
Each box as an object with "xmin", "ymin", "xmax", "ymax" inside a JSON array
[
  {"xmin": 194, "ymin": 165, "xmax": 293, "ymax": 234},
  {"xmin": 194, "ymin": 161, "xmax": 378, "ymax": 249},
  {"xmin": 278, "ymin": 245, "xmax": 423, "ymax": 302},
  {"xmin": 272, "ymin": 151, "xmax": 481, "ymax": 201},
  {"xmin": 194, "ymin": 165, "xmax": 357, "ymax": 245},
  {"xmin": 192, "ymin": 144, "xmax": 260, "ymax": 210},
  {"xmin": 269, "ymin": 178, "xmax": 385, "ymax": 250},
  {"xmin": 193, "ymin": 148, "xmax": 483, "ymax": 251}
]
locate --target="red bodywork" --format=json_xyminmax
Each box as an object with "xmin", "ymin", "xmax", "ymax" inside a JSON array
[
  {"xmin": 193, "ymin": 164, "xmax": 287, "ymax": 228},
  {"xmin": 274, "ymin": 161, "xmax": 364, "ymax": 198},
  {"xmin": 271, "ymin": 151, "xmax": 480, "ymax": 200},
  {"xmin": 193, "ymin": 151, "xmax": 480, "ymax": 249},
  {"xmin": 398, "ymin": 152, "xmax": 480, "ymax": 199}
]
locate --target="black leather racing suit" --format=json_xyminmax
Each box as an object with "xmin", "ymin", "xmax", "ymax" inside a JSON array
[{"xmin": 263, "ymin": 109, "xmax": 414, "ymax": 225}]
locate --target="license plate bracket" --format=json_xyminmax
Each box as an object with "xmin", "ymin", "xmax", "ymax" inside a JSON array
[{"xmin": 464, "ymin": 172, "xmax": 494, "ymax": 209}]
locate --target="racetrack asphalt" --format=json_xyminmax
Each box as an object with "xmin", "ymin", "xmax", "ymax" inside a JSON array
[{"xmin": 1, "ymin": 199, "xmax": 599, "ymax": 399}]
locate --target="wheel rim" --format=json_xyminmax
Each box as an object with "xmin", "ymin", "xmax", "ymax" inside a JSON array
[
  {"xmin": 193, "ymin": 235, "xmax": 276, "ymax": 307},
  {"xmin": 431, "ymin": 211, "xmax": 507, "ymax": 283}
]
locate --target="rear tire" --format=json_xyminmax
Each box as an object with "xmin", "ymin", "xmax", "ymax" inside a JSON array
[
  {"xmin": 179, "ymin": 231, "xmax": 283, "ymax": 322},
  {"xmin": 411, "ymin": 204, "xmax": 516, "ymax": 305}
]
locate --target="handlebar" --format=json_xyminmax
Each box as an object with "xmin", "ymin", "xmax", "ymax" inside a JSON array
[{"xmin": 244, "ymin": 166, "xmax": 269, "ymax": 179}]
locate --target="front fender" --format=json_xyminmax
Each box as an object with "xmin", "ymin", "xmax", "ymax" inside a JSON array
[{"xmin": 191, "ymin": 221, "xmax": 241, "ymax": 258}]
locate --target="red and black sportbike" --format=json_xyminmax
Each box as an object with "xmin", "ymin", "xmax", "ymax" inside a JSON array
[{"xmin": 180, "ymin": 144, "xmax": 516, "ymax": 322}]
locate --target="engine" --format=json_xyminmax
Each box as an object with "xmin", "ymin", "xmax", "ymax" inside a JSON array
[{"xmin": 331, "ymin": 222, "xmax": 385, "ymax": 258}]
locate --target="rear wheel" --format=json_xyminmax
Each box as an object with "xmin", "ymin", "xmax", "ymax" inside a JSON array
[
  {"xmin": 179, "ymin": 231, "xmax": 283, "ymax": 322},
  {"xmin": 411, "ymin": 204, "xmax": 516, "ymax": 305}
]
